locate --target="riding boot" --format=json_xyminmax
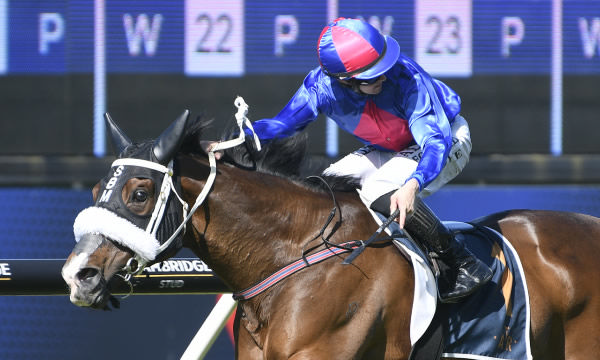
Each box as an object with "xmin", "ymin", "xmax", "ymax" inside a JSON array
[{"xmin": 370, "ymin": 192, "xmax": 493, "ymax": 303}]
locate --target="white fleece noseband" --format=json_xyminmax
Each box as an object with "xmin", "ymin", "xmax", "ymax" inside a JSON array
[{"xmin": 74, "ymin": 206, "xmax": 160, "ymax": 262}]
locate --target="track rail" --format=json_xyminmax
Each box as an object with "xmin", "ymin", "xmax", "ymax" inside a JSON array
[{"xmin": 0, "ymin": 258, "xmax": 230, "ymax": 295}]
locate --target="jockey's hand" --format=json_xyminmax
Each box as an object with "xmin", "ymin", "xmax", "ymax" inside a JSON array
[
  {"xmin": 200, "ymin": 140, "xmax": 223, "ymax": 160},
  {"xmin": 389, "ymin": 178, "xmax": 420, "ymax": 228}
]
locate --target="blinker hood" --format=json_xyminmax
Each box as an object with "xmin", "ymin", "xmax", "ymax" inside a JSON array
[
  {"xmin": 74, "ymin": 156, "xmax": 185, "ymax": 263},
  {"xmin": 72, "ymin": 110, "xmax": 191, "ymax": 262}
]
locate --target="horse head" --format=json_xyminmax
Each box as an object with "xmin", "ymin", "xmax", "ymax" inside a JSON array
[{"xmin": 62, "ymin": 110, "xmax": 191, "ymax": 309}]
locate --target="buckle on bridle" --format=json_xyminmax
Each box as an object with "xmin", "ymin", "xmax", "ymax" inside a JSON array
[{"xmin": 121, "ymin": 256, "xmax": 145, "ymax": 281}]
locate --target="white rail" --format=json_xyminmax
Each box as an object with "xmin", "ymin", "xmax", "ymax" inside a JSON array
[{"xmin": 181, "ymin": 295, "xmax": 238, "ymax": 360}]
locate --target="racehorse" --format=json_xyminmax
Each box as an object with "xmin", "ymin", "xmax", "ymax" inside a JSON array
[{"xmin": 62, "ymin": 107, "xmax": 600, "ymax": 359}]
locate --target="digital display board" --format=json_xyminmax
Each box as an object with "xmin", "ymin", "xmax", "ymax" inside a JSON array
[{"xmin": 2, "ymin": 0, "xmax": 600, "ymax": 76}]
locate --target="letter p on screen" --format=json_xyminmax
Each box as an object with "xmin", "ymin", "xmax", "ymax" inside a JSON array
[
  {"xmin": 274, "ymin": 15, "xmax": 298, "ymax": 57},
  {"xmin": 501, "ymin": 16, "xmax": 525, "ymax": 58},
  {"xmin": 39, "ymin": 13, "xmax": 65, "ymax": 55}
]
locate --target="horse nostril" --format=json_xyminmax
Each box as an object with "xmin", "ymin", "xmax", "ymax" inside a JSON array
[{"xmin": 76, "ymin": 267, "xmax": 100, "ymax": 282}]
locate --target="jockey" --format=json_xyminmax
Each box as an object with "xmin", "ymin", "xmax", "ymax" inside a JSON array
[{"xmin": 210, "ymin": 18, "xmax": 492, "ymax": 303}]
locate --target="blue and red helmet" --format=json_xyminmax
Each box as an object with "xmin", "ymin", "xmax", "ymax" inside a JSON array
[{"xmin": 318, "ymin": 18, "xmax": 400, "ymax": 80}]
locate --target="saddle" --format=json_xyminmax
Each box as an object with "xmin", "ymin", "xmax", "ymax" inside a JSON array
[{"xmin": 370, "ymin": 211, "xmax": 532, "ymax": 360}]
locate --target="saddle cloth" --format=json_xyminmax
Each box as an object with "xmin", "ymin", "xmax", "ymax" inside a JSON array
[{"xmin": 370, "ymin": 210, "xmax": 533, "ymax": 360}]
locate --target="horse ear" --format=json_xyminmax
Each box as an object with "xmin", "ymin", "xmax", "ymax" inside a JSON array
[
  {"xmin": 152, "ymin": 110, "xmax": 190, "ymax": 165},
  {"xmin": 104, "ymin": 113, "xmax": 132, "ymax": 155}
]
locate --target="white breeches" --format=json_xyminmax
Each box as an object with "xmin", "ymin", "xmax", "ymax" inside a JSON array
[{"xmin": 322, "ymin": 114, "xmax": 472, "ymax": 207}]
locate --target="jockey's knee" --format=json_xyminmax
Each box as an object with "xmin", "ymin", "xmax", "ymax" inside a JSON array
[
  {"xmin": 450, "ymin": 115, "xmax": 472, "ymax": 156},
  {"xmin": 359, "ymin": 179, "xmax": 401, "ymax": 209}
]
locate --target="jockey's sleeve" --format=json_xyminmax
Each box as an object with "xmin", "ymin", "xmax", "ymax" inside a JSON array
[
  {"xmin": 405, "ymin": 75, "xmax": 454, "ymax": 191},
  {"xmin": 245, "ymin": 74, "xmax": 321, "ymax": 142}
]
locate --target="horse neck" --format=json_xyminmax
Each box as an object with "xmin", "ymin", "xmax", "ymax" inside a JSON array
[{"xmin": 182, "ymin": 163, "xmax": 337, "ymax": 292}]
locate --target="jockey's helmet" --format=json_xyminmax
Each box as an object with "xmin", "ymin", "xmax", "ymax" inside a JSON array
[{"xmin": 317, "ymin": 18, "xmax": 400, "ymax": 81}]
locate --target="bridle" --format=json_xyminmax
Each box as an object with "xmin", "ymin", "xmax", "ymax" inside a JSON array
[{"xmin": 115, "ymin": 97, "xmax": 261, "ymax": 281}]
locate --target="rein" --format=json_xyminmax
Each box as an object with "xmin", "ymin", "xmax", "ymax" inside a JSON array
[{"xmin": 300, "ymin": 175, "xmax": 350, "ymax": 263}]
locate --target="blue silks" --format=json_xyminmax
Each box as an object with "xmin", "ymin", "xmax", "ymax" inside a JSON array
[{"xmin": 248, "ymin": 53, "xmax": 462, "ymax": 190}]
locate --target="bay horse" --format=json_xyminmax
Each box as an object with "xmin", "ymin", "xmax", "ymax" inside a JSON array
[{"xmin": 62, "ymin": 106, "xmax": 600, "ymax": 359}]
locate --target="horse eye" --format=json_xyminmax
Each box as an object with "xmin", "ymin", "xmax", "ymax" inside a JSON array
[{"xmin": 132, "ymin": 189, "xmax": 148, "ymax": 202}]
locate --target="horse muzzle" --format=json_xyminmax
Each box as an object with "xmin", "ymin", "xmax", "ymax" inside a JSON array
[{"xmin": 62, "ymin": 233, "xmax": 112, "ymax": 309}]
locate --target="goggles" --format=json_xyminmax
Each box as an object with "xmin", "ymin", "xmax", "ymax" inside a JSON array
[{"xmin": 358, "ymin": 75, "xmax": 383, "ymax": 86}]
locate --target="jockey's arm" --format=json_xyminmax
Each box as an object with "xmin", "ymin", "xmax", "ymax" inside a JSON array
[
  {"xmin": 390, "ymin": 86, "xmax": 453, "ymax": 226},
  {"xmin": 248, "ymin": 77, "xmax": 321, "ymax": 142},
  {"xmin": 405, "ymin": 76, "xmax": 453, "ymax": 191},
  {"xmin": 202, "ymin": 74, "xmax": 322, "ymax": 156}
]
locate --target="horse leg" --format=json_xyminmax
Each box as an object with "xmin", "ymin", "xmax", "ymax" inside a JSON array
[
  {"xmin": 234, "ymin": 306, "xmax": 263, "ymax": 360},
  {"xmin": 531, "ymin": 285, "xmax": 600, "ymax": 360},
  {"xmin": 562, "ymin": 291, "xmax": 600, "ymax": 359}
]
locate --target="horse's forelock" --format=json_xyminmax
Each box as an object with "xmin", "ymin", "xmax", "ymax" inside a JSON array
[
  {"xmin": 180, "ymin": 115, "xmax": 213, "ymax": 155},
  {"xmin": 119, "ymin": 142, "xmax": 151, "ymax": 159}
]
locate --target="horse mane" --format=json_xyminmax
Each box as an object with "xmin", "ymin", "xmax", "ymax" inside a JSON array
[{"xmin": 178, "ymin": 114, "xmax": 361, "ymax": 192}]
